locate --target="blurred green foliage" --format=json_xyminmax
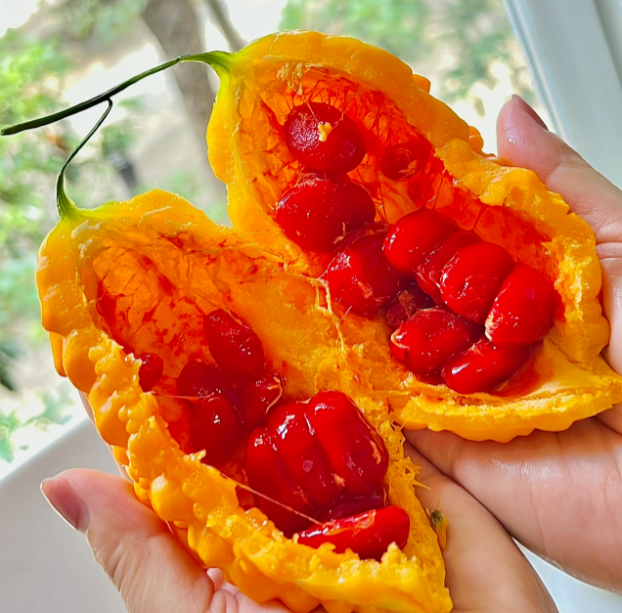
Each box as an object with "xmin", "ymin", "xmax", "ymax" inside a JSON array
[
  {"xmin": 0, "ymin": 30, "xmax": 70, "ymax": 392},
  {"xmin": 0, "ymin": 28, "xmax": 140, "ymax": 461},
  {"xmin": 281, "ymin": 0, "xmax": 534, "ymax": 110},
  {"xmin": 49, "ymin": 0, "xmax": 148, "ymax": 42}
]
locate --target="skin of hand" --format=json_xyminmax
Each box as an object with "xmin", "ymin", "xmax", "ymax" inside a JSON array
[
  {"xmin": 406, "ymin": 94, "xmax": 622, "ymax": 594},
  {"xmin": 36, "ymin": 96, "xmax": 573, "ymax": 613}
]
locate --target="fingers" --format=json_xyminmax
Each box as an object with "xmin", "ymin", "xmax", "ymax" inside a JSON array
[
  {"xmin": 406, "ymin": 442, "xmax": 557, "ymax": 613},
  {"xmin": 40, "ymin": 469, "xmax": 268, "ymax": 613},
  {"xmin": 498, "ymin": 97, "xmax": 622, "ymax": 376},
  {"xmin": 406, "ymin": 421, "xmax": 622, "ymax": 592},
  {"xmin": 496, "ymin": 97, "xmax": 622, "ymax": 245}
]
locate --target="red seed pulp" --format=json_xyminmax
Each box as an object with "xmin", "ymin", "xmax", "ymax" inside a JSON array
[
  {"xmin": 275, "ymin": 174, "xmax": 376, "ymax": 252},
  {"xmin": 204, "ymin": 309, "xmax": 264, "ymax": 377},
  {"xmin": 415, "ymin": 231, "xmax": 480, "ymax": 303},
  {"xmin": 237, "ymin": 372, "xmax": 283, "ymax": 430},
  {"xmin": 486, "ymin": 264, "xmax": 554, "ymax": 348},
  {"xmin": 440, "ymin": 242, "xmax": 515, "ymax": 324},
  {"xmin": 390, "ymin": 308, "xmax": 474, "ymax": 374},
  {"xmin": 306, "ymin": 391, "xmax": 389, "ymax": 495},
  {"xmin": 177, "ymin": 360, "xmax": 239, "ymax": 402},
  {"xmin": 442, "ymin": 338, "xmax": 537, "ymax": 394},
  {"xmin": 284, "ymin": 102, "xmax": 366, "ymax": 173},
  {"xmin": 190, "ymin": 394, "xmax": 242, "ymax": 466},
  {"xmin": 138, "ymin": 353, "xmax": 164, "ymax": 391},
  {"xmin": 380, "ymin": 140, "xmax": 432, "ymax": 182},
  {"xmin": 297, "ymin": 506, "xmax": 410, "ymax": 561},
  {"xmin": 268, "ymin": 402, "xmax": 341, "ymax": 507},
  {"xmin": 383, "ymin": 209, "xmax": 454, "ymax": 274},
  {"xmin": 246, "ymin": 428, "xmax": 314, "ymax": 536},
  {"xmin": 385, "ymin": 284, "xmax": 435, "ymax": 329},
  {"xmin": 324, "ymin": 230, "xmax": 405, "ymax": 314},
  {"xmin": 245, "ymin": 391, "xmax": 392, "ymax": 545}
]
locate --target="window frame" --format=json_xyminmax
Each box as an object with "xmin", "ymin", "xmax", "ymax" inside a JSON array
[{"xmin": 504, "ymin": 0, "xmax": 622, "ymax": 188}]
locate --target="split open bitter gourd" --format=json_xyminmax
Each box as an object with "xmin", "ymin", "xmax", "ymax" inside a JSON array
[{"xmin": 6, "ymin": 30, "xmax": 622, "ymax": 613}]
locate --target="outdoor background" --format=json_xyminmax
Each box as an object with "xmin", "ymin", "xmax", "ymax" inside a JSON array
[{"xmin": 0, "ymin": 0, "xmax": 548, "ymax": 476}]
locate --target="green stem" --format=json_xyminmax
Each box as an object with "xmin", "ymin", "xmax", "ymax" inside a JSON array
[
  {"xmin": 1, "ymin": 49, "xmax": 232, "ymax": 218},
  {"xmin": 57, "ymin": 99, "xmax": 113, "ymax": 218},
  {"xmin": 0, "ymin": 51, "xmax": 232, "ymax": 136}
]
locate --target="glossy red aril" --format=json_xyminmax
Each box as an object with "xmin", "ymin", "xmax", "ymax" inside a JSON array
[
  {"xmin": 284, "ymin": 102, "xmax": 366, "ymax": 173},
  {"xmin": 268, "ymin": 402, "xmax": 340, "ymax": 507},
  {"xmin": 204, "ymin": 309, "xmax": 264, "ymax": 377},
  {"xmin": 383, "ymin": 209, "xmax": 454, "ymax": 274},
  {"xmin": 415, "ymin": 231, "xmax": 480, "ymax": 303},
  {"xmin": 324, "ymin": 230, "xmax": 404, "ymax": 314},
  {"xmin": 190, "ymin": 394, "xmax": 242, "ymax": 466},
  {"xmin": 237, "ymin": 372, "xmax": 282, "ymax": 429},
  {"xmin": 380, "ymin": 139, "xmax": 432, "ymax": 181},
  {"xmin": 177, "ymin": 360, "xmax": 239, "ymax": 402},
  {"xmin": 319, "ymin": 484, "xmax": 387, "ymax": 522},
  {"xmin": 442, "ymin": 337, "xmax": 536, "ymax": 394},
  {"xmin": 297, "ymin": 506, "xmax": 410, "ymax": 561},
  {"xmin": 391, "ymin": 308, "xmax": 474, "ymax": 374},
  {"xmin": 486, "ymin": 264, "xmax": 555, "ymax": 348},
  {"xmin": 275, "ymin": 175, "xmax": 376, "ymax": 252},
  {"xmin": 246, "ymin": 428, "xmax": 313, "ymax": 536},
  {"xmin": 138, "ymin": 353, "xmax": 163, "ymax": 391},
  {"xmin": 440, "ymin": 242, "xmax": 515, "ymax": 324},
  {"xmin": 385, "ymin": 284, "xmax": 434, "ymax": 329},
  {"xmin": 305, "ymin": 391, "xmax": 389, "ymax": 495}
]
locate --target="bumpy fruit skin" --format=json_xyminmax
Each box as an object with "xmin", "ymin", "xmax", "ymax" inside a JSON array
[
  {"xmin": 38, "ymin": 191, "xmax": 450, "ymax": 613},
  {"xmin": 206, "ymin": 30, "xmax": 622, "ymax": 442}
]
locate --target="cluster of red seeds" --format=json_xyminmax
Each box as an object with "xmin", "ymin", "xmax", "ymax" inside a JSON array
[
  {"xmin": 276, "ymin": 101, "xmax": 555, "ymax": 393},
  {"xmin": 137, "ymin": 309, "xmax": 409, "ymax": 560}
]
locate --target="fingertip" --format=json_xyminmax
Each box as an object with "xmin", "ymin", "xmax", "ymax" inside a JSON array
[
  {"xmin": 496, "ymin": 96, "xmax": 557, "ymax": 170},
  {"xmin": 41, "ymin": 474, "xmax": 91, "ymax": 533}
]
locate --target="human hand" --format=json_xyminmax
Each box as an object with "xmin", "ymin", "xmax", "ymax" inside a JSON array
[
  {"xmin": 40, "ymin": 440, "xmax": 557, "ymax": 612},
  {"xmin": 406, "ymin": 94, "xmax": 622, "ymax": 594}
]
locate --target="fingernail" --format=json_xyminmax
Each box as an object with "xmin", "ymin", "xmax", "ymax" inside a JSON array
[
  {"xmin": 511, "ymin": 94, "xmax": 549, "ymax": 130},
  {"xmin": 41, "ymin": 476, "xmax": 90, "ymax": 533}
]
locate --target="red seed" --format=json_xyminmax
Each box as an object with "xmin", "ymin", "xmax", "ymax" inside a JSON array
[
  {"xmin": 237, "ymin": 372, "xmax": 283, "ymax": 429},
  {"xmin": 138, "ymin": 353, "xmax": 163, "ymax": 391},
  {"xmin": 297, "ymin": 506, "xmax": 410, "ymax": 561},
  {"xmin": 204, "ymin": 309, "xmax": 264, "ymax": 377},
  {"xmin": 268, "ymin": 402, "xmax": 341, "ymax": 508},
  {"xmin": 305, "ymin": 391, "xmax": 389, "ymax": 495},
  {"xmin": 177, "ymin": 360, "xmax": 239, "ymax": 403},
  {"xmin": 390, "ymin": 308, "xmax": 473, "ymax": 373},
  {"xmin": 380, "ymin": 140, "xmax": 432, "ymax": 181},
  {"xmin": 440, "ymin": 243, "xmax": 515, "ymax": 324},
  {"xmin": 319, "ymin": 484, "xmax": 387, "ymax": 522},
  {"xmin": 385, "ymin": 284, "xmax": 435, "ymax": 329},
  {"xmin": 246, "ymin": 428, "xmax": 313, "ymax": 536},
  {"xmin": 275, "ymin": 175, "xmax": 376, "ymax": 252},
  {"xmin": 415, "ymin": 231, "xmax": 480, "ymax": 303},
  {"xmin": 324, "ymin": 231, "xmax": 405, "ymax": 314},
  {"xmin": 190, "ymin": 394, "xmax": 242, "ymax": 466},
  {"xmin": 442, "ymin": 337, "xmax": 536, "ymax": 394},
  {"xmin": 284, "ymin": 102, "xmax": 366, "ymax": 173},
  {"xmin": 485, "ymin": 264, "xmax": 555, "ymax": 349},
  {"xmin": 383, "ymin": 210, "xmax": 454, "ymax": 274}
]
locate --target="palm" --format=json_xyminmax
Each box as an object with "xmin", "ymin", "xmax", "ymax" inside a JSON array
[{"xmin": 407, "ymin": 97, "xmax": 622, "ymax": 593}]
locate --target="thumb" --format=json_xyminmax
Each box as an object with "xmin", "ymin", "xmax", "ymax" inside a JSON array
[
  {"xmin": 40, "ymin": 469, "xmax": 230, "ymax": 613},
  {"xmin": 497, "ymin": 95, "xmax": 622, "ymax": 245},
  {"xmin": 498, "ymin": 95, "xmax": 622, "ymax": 375}
]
